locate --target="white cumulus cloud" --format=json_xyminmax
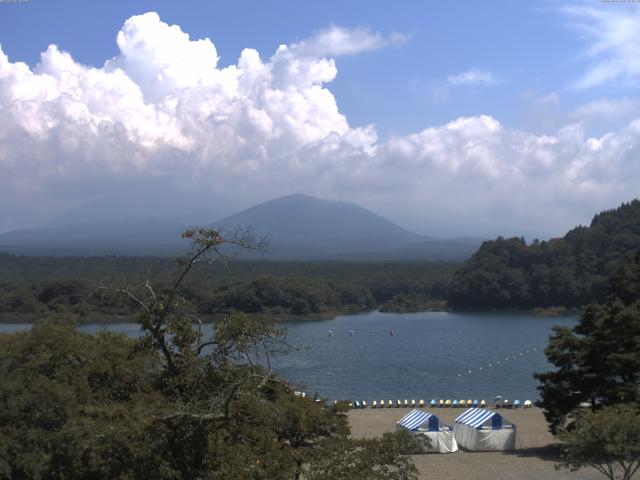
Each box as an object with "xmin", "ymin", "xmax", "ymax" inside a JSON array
[{"xmin": 0, "ymin": 12, "xmax": 639, "ymax": 238}]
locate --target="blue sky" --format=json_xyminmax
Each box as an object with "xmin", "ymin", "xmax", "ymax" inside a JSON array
[{"xmin": 1, "ymin": 0, "xmax": 639, "ymax": 237}]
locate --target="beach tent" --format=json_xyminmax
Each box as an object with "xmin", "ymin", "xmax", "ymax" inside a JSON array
[
  {"xmin": 396, "ymin": 409, "xmax": 458, "ymax": 453},
  {"xmin": 453, "ymin": 408, "xmax": 516, "ymax": 451}
]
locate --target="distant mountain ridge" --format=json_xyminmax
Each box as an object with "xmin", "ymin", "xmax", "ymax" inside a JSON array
[
  {"xmin": 448, "ymin": 199, "xmax": 640, "ymax": 309},
  {"xmin": 214, "ymin": 194, "xmax": 422, "ymax": 244},
  {"xmin": 0, "ymin": 194, "xmax": 482, "ymax": 260},
  {"xmin": 212, "ymin": 194, "xmax": 480, "ymax": 260}
]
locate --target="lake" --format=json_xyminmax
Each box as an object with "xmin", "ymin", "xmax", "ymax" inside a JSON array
[{"xmin": 0, "ymin": 311, "xmax": 576, "ymax": 402}]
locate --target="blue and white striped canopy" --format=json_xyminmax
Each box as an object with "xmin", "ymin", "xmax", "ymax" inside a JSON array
[
  {"xmin": 454, "ymin": 408, "xmax": 498, "ymax": 428},
  {"xmin": 397, "ymin": 409, "xmax": 433, "ymax": 430}
]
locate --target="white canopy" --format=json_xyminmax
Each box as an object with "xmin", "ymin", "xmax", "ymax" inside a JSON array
[
  {"xmin": 396, "ymin": 409, "xmax": 458, "ymax": 454},
  {"xmin": 453, "ymin": 408, "xmax": 516, "ymax": 452}
]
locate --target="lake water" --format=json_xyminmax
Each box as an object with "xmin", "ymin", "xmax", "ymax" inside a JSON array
[{"xmin": 0, "ymin": 311, "xmax": 576, "ymax": 402}]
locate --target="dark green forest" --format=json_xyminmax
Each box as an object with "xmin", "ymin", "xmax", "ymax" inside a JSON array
[
  {"xmin": 448, "ymin": 200, "xmax": 640, "ymax": 310},
  {"xmin": 0, "ymin": 255, "xmax": 456, "ymax": 322}
]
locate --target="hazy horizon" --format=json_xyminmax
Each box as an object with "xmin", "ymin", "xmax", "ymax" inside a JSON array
[{"xmin": 1, "ymin": 1, "xmax": 640, "ymax": 240}]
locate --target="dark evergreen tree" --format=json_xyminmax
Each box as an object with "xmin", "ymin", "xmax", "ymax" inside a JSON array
[
  {"xmin": 449, "ymin": 200, "xmax": 640, "ymax": 310},
  {"xmin": 535, "ymin": 251, "xmax": 640, "ymax": 433}
]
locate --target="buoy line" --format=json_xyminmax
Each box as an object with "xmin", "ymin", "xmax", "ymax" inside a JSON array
[{"xmin": 456, "ymin": 347, "xmax": 540, "ymax": 377}]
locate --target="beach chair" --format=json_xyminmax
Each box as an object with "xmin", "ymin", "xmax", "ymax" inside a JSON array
[
  {"xmin": 466, "ymin": 399, "xmax": 473, "ymax": 407},
  {"xmin": 419, "ymin": 399, "xmax": 425, "ymax": 408},
  {"xmin": 372, "ymin": 400, "xmax": 377, "ymax": 408},
  {"xmin": 430, "ymin": 399, "xmax": 436, "ymax": 408},
  {"xmin": 379, "ymin": 400, "xmax": 384, "ymax": 408},
  {"xmin": 524, "ymin": 400, "xmax": 532, "ymax": 408},
  {"xmin": 458, "ymin": 399, "xmax": 465, "ymax": 407},
  {"xmin": 404, "ymin": 399, "xmax": 409, "ymax": 408},
  {"xmin": 362, "ymin": 400, "xmax": 367, "ymax": 408},
  {"xmin": 513, "ymin": 399, "xmax": 521, "ymax": 408},
  {"xmin": 348, "ymin": 401, "xmax": 353, "ymax": 409},
  {"xmin": 445, "ymin": 399, "xmax": 451, "ymax": 407},
  {"xmin": 438, "ymin": 399, "xmax": 444, "ymax": 408},
  {"xmin": 388, "ymin": 400, "xmax": 393, "ymax": 408},
  {"xmin": 411, "ymin": 399, "xmax": 416, "ymax": 408},
  {"xmin": 472, "ymin": 399, "xmax": 479, "ymax": 408},
  {"xmin": 354, "ymin": 400, "xmax": 360, "ymax": 409},
  {"xmin": 396, "ymin": 400, "xmax": 402, "ymax": 408},
  {"xmin": 503, "ymin": 399, "xmax": 511, "ymax": 408},
  {"xmin": 452, "ymin": 399, "xmax": 459, "ymax": 408},
  {"xmin": 495, "ymin": 396, "xmax": 503, "ymax": 408},
  {"xmin": 480, "ymin": 399, "xmax": 486, "ymax": 408}
]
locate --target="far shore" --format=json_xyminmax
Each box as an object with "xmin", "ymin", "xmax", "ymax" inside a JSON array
[
  {"xmin": 348, "ymin": 407, "xmax": 600, "ymax": 480},
  {"xmin": 0, "ymin": 305, "xmax": 582, "ymax": 325}
]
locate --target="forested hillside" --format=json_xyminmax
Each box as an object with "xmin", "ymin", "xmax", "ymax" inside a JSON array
[
  {"xmin": 448, "ymin": 200, "xmax": 640, "ymax": 310},
  {"xmin": 0, "ymin": 255, "xmax": 456, "ymax": 322}
]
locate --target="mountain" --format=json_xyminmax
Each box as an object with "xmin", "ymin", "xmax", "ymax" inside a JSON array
[
  {"xmin": 212, "ymin": 194, "xmax": 479, "ymax": 260},
  {"xmin": 213, "ymin": 194, "xmax": 419, "ymax": 256},
  {"xmin": 448, "ymin": 199, "xmax": 640, "ymax": 310},
  {"xmin": 0, "ymin": 194, "xmax": 482, "ymax": 259}
]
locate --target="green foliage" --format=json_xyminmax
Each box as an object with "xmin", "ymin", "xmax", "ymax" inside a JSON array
[
  {"xmin": 535, "ymin": 251, "xmax": 640, "ymax": 434},
  {"xmin": 449, "ymin": 200, "xmax": 640, "ymax": 309},
  {"xmin": 0, "ymin": 254, "xmax": 457, "ymax": 322},
  {"xmin": 0, "ymin": 318, "xmax": 165, "ymax": 479},
  {"xmin": 558, "ymin": 404, "xmax": 640, "ymax": 480},
  {"xmin": 0, "ymin": 229, "xmax": 420, "ymax": 479},
  {"xmin": 379, "ymin": 292, "xmax": 447, "ymax": 313},
  {"xmin": 302, "ymin": 431, "xmax": 420, "ymax": 480}
]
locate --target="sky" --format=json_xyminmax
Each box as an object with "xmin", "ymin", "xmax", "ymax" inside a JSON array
[{"xmin": 0, "ymin": 0, "xmax": 639, "ymax": 238}]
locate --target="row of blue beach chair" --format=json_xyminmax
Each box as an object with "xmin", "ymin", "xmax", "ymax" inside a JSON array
[{"xmin": 347, "ymin": 398, "xmax": 533, "ymax": 409}]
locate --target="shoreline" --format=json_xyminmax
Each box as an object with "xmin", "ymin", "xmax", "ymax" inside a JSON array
[
  {"xmin": 347, "ymin": 407, "xmax": 600, "ymax": 480},
  {"xmin": 0, "ymin": 305, "xmax": 580, "ymax": 324}
]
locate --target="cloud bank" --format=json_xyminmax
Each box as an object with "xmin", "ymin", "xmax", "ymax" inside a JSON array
[{"xmin": 1, "ymin": 12, "xmax": 639, "ymax": 236}]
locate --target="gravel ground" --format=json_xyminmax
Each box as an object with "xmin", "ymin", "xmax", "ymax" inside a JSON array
[{"xmin": 348, "ymin": 407, "xmax": 602, "ymax": 480}]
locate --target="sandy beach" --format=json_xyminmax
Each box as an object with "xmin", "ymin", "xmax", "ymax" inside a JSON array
[{"xmin": 348, "ymin": 407, "xmax": 602, "ymax": 480}]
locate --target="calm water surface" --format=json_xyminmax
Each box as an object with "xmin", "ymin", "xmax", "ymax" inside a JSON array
[
  {"xmin": 1, "ymin": 311, "xmax": 576, "ymax": 402},
  {"xmin": 272, "ymin": 311, "xmax": 576, "ymax": 402}
]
